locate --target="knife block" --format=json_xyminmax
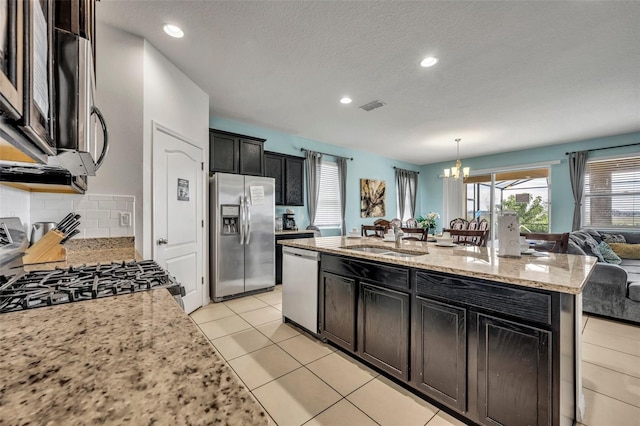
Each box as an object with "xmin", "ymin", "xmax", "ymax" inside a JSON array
[{"xmin": 22, "ymin": 230, "xmax": 67, "ymax": 264}]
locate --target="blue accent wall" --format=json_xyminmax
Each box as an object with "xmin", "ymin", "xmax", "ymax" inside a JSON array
[
  {"xmin": 419, "ymin": 131, "xmax": 640, "ymax": 232},
  {"xmin": 210, "ymin": 116, "xmax": 422, "ymax": 235}
]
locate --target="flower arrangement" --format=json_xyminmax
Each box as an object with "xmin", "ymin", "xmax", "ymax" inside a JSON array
[{"xmin": 417, "ymin": 212, "xmax": 440, "ymax": 231}]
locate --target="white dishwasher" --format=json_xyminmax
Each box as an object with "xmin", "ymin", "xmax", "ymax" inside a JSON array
[{"xmin": 282, "ymin": 246, "xmax": 320, "ymax": 333}]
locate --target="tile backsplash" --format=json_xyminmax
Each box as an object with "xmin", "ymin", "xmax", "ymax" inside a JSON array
[{"xmin": 30, "ymin": 193, "xmax": 135, "ymax": 239}]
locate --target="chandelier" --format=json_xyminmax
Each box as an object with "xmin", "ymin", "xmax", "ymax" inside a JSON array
[{"xmin": 444, "ymin": 138, "xmax": 470, "ymax": 180}]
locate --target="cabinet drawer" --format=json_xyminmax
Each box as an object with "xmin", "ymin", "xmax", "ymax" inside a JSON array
[
  {"xmin": 416, "ymin": 271, "xmax": 551, "ymax": 325},
  {"xmin": 323, "ymin": 255, "xmax": 409, "ymax": 291}
]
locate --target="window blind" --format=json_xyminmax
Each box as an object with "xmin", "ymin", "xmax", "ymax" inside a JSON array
[
  {"xmin": 315, "ymin": 160, "xmax": 342, "ymax": 227},
  {"xmin": 583, "ymin": 156, "xmax": 640, "ymax": 229}
]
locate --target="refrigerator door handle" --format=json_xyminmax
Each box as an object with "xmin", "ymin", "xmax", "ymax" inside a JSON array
[
  {"xmin": 245, "ymin": 196, "xmax": 252, "ymax": 244},
  {"xmin": 239, "ymin": 196, "xmax": 245, "ymax": 244}
]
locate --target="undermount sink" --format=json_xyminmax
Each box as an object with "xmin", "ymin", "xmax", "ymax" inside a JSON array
[{"xmin": 343, "ymin": 246, "xmax": 425, "ymax": 257}]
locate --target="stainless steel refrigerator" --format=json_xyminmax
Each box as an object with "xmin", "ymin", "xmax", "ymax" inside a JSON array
[{"xmin": 210, "ymin": 173, "xmax": 275, "ymax": 301}]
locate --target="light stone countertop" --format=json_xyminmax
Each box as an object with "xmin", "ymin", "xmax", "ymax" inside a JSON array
[
  {"xmin": 0, "ymin": 289, "xmax": 268, "ymax": 425},
  {"xmin": 279, "ymin": 236, "xmax": 597, "ymax": 294}
]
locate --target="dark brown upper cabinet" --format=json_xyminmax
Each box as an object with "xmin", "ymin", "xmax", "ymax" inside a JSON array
[
  {"xmin": 209, "ymin": 129, "xmax": 265, "ymax": 176},
  {"xmin": 54, "ymin": 0, "xmax": 96, "ymax": 61},
  {"xmin": 264, "ymin": 151, "xmax": 304, "ymax": 206},
  {"xmin": 0, "ymin": 0, "xmax": 24, "ymax": 120}
]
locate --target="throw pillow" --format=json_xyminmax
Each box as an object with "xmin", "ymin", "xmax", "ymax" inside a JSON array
[
  {"xmin": 601, "ymin": 233, "xmax": 627, "ymax": 244},
  {"xmin": 598, "ymin": 241, "xmax": 622, "ymax": 265},
  {"xmin": 582, "ymin": 229, "xmax": 602, "ymax": 243},
  {"xmin": 569, "ymin": 231, "xmax": 605, "ymax": 262},
  {"xmin": 608, "ymin": 243, "xmax": 640, "ymax": 260}
]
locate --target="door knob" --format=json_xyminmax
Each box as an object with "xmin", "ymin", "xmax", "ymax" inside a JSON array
[{"xmin": 157, "ymin": 238, "xmax": 168, "ymax": 245}]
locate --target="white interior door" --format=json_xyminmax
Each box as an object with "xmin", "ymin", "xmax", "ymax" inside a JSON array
[{"xmin": 152, "ymin": 123, "xmax": 204, "ymax": 314}]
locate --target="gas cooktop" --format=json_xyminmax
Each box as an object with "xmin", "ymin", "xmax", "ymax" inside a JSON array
[{"xmin": 0, "ymin": 260, "xmax": 184, "ymax": 313}]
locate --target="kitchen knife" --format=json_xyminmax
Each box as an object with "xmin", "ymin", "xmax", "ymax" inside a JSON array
[
  {"xmin": 60, "ymin": 229, "xmax": 80, "ymax": 245},
  {"xmin": 58, "ymin": 214, "xmax": 81, "ymax": 234},
  {"xmin": 62, "ymin": 220, "xmax": 81, "ymax": 236},
  {"xmin": 57, "ymin": 213, "xmax": 76, "ymax": 231}
]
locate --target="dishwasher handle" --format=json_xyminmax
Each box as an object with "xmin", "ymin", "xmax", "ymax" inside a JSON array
[{"xmin": 282, "ymin": 246, "xmax": 320, "ymax": 261}]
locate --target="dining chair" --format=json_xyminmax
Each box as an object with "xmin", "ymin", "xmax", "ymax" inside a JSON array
[
  {"xmin": 361, "ymin": 225, "xmax": 386, "ymax": 238},
  {"xmin": 446, "ymin": 229, "xmax": 489, "ymax": 247},
  {"xmin": 401, "ymin": 227, "xmax": 428, "ymax": 241},
  {"xmin": 374, "ymin": 219, "xmax": 391, "ymax": 230},
  {"xmin": 405, "ymin": 218, "xmax": 418, "ymax": 228},
  {"xmin": 520, "ymin": 232, "xmax": 569, "ymax": 253},
  {"xmin": 389, "ymin": 218, "xmax": 402, "ymax": 229}
]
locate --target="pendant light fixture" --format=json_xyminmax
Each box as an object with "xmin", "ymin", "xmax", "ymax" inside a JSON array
[{"xmin": 444, "ymin": 138, "xmax": 470, "ymax": 180}]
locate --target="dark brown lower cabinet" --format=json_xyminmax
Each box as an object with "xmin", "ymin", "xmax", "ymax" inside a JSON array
[
  {"xmin": 318, "ymin": 256, "xmax": 572, "ymax": 426},
  {"xmin": 413, "ymin": 297, "xmax": 467, "ymax": 412},
  {"xmin": 476, "ymin": 314, "xmax": 551, "ymax": 426},
  {"xmin": 320, "ymin": 272, "xmax": 357, "ymax": 351},
  {"xmin": 359, "ymin": 282, "xmax": 410, "ymax": 380}
]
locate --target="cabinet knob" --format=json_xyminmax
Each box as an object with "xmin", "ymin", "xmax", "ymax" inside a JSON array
[{"xmin": 157, "ymin": 238, "xmax": 168, "ymax": 245}]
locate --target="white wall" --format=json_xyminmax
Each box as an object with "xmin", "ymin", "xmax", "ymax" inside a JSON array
[
  {"xmin": 141, "ymin": 41, "xmax": 209, "ymax": 259},
  {"xmin": 0, "ymin": 186, "xmax": 30, "ymax": 233},
  {"xmin": 94, "ymin": 23, "xmax": 144, "ymax": 251}
]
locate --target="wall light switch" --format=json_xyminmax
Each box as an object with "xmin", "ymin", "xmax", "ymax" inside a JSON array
[{"xmin": 119, "ymin": 212, "xmax": 131, "ymax": 227}]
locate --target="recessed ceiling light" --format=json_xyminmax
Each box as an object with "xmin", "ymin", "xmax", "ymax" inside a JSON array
[
  {"xmin": 420, "ymin": 57, "xmax": 438, "ymax": 67},
  {"xmin": 163, "ymin": 24, "xmax": 184, "ymax": 38},
  {"xmin": 340, "ymin": 97, "xmax": 352, "ymax": 104}
]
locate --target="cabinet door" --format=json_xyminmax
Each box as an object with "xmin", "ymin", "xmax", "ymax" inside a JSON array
[
  {"xmin": 210, "ymin": 132, "xmax": 239, "ymax": 174},
  {"xmin": 477, "ymin": 314, "xmax": 551, "ymax": 426},
  {"xmin": 413, "ymin": 297, "xmax": 467, "ymax": 412},
  {"xmin": 265, "ymin": 153, "xmax": 284, "ymax": 205},
  {"xmin": 239, "ymin": 138, "xmax": 264, "ymax": 176},
  {"xmin": 320, "ymin": 272, "xmax": 357, "ymax": 351},
  {"xmin": 359, "ymin": 282, "xmax": 410, "ymax": 380},
  {"xmin": 284, "ymin": 157, "xmax": 304, "ymax": 206},
  {"xmin": 0, "ymin": 0, "xmax": 23, "ymax": 120}
]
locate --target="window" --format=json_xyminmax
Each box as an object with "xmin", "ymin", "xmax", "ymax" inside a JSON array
[
  {"xmin": 315, "ymin": 159, "xmax": 342, "ymax": 227},
  {"xmin": 583, "ymin": 156, "xmax": 640, "ymax": 229},
  {"xmin": 398, "ymin": 190, "xmax": 412, "ymax": 222}
]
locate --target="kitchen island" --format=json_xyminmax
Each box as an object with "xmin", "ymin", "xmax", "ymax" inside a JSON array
[
  {"xmin": 279, "ymin": 236, "xmax": 597, "ymax": 426},
  {"xmin": 0, "ymin": 286, "xmax": 267, "ymax": 425}
]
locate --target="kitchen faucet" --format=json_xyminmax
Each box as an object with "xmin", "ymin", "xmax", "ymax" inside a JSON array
[{"xmin": 394, "ymin": 226, "xmax": 403, "ymax": 248}]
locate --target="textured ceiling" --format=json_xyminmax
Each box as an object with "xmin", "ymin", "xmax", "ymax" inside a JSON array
[{"xmin": 96, "ymin": 1, "xmax": 640, "ymax": 165}]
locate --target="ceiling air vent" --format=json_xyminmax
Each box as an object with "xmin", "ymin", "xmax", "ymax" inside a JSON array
[{"xmin": 359, "ymin": 100, "xmax": 386, "ymax": 112}]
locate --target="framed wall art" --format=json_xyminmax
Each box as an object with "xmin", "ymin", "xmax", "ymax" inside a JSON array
[{"xmin": 360, "ymin": 179, "xmax": 386, "ymax": 217}]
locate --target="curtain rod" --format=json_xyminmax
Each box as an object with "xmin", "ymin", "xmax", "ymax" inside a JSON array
[
  {"xmin": 393, "ymin": 166, "xmax": 419, "ymax": 174},
  {"xmin": 300, "ymin": 148, "xmax": 353, "ymax": 161},
  {"xmin": 565, "ymin": 142, "xmax": 640, "ymax": 156}
]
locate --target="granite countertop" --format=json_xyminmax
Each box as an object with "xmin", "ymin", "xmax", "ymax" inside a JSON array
[
  {"xmin": 275, "ymin": 230, "xmax": 315, "ymax": 235},
  {"xmin": 0, "ymin": 289, "xmax": 268, "ymax": 425},
  {"xmin": 279, "ymin": 236, "xmax": 597, "ymax": 294}
]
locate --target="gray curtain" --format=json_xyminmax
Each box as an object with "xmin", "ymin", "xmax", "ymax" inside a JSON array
[
  {"xmin": 305, "ymin": 150, "xmax": 322, "ymax": 225},
  {"xmin": 569, "ymin": 151, "xmax": 588, "ymax": 231},
  {"xmin": 396, "ymin": 169, "xmax": 418, "ymax": 219},
  {"xmin": 337, "ymin": 157, "xmax": 348, "ymax": 236}
]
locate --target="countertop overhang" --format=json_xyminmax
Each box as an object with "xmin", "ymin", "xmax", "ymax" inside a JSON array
[
  {"xmin": 279, "ymin": 236, "xmax": 597, "ymax": 294},
  {"xmin": 0, "ymin": 289, "xmax": 267, "ymax": 424}
]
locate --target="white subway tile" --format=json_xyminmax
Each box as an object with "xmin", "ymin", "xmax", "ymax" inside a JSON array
[
  {"xmin": 113, "ymin": 195, "xmax": 134, "ymax": 202},
  {"xmin": 98, "ymin": 218, "xmax": 119, "ymax": 228},
  {"xmin": 80, "ymin": 219, "xmax": 99, "ymax": 229},
  {"xmin": 88, "ymin": 194, "xmax": 113, "ymax": 201},
  {"xmin": 73, "ymin": 210, "xmax": 86, "ymax": 219},
  {"xmin": 32, "ymin": 193, "xmax": 63, "ymax": 200},
  {"xmin": 110, "ymin": 210, "xmax": 121, "ymax": 219},
  {"xmin": 126, "ymin": 202, "xmax": 134, "ymax": 212},
  {"xmin": 98, "ymin": 201, "xmax": 117, "ymax": 210},
  {"xmin": 109, "ymin": 227, "xmax": 130, "ymax": 237},
  {"xmin": 75, "ymin": 200, "xmax": 99, "ymax": 210},
  {"xmin": 30, "ymin": 212, "xmax": 59, "ymax": 223},
  {"xmin": 84, "ymin": 228, "xmax": 109, "ymax": 238},
  {"xmin": 44, "ymin": 199, "xmax": 74, "ymax": 210},
  {"xmin": 85, "ymin": 210, "xmax": 110, "ymax": 219},
  {"xmin": 115, "ymin": 202, "xmax": 128, "ymax": 210},
  {"xmin": 30, "ymin": 199, "xmax": 45, "ymax": 209}
]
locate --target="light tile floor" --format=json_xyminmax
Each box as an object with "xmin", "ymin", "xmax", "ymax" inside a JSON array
[{"xmin": 190, "ymin": 287, "xmax": 640, "ymax": 425}]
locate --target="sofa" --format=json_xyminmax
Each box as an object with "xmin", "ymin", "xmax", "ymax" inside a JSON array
[{"xmin": 568, "ymin": 229, "xmax": 640, "ymax": 324}]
